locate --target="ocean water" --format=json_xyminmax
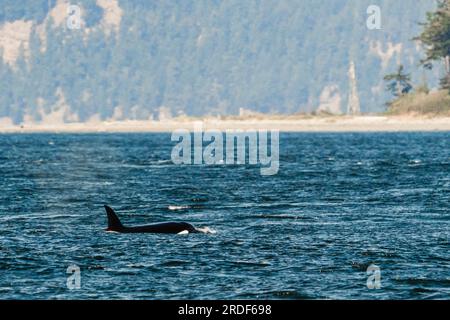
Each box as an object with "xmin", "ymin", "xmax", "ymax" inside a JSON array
[{"xmin": 0, "ymin": 132, "xmax": 449, "ymax": 300}]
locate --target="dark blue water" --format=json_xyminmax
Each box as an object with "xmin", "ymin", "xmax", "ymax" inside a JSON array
[{"xmin": 0, "ymin": 132, "xmax": 449, "ymax": 299}]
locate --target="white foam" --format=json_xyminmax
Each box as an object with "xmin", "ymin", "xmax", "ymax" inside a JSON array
[{"xmin": 195, "ymin": 227, "xmax": 217, "ymax": 234}]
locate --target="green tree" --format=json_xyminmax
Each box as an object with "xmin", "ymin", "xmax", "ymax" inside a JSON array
[
  {"xmin": 384, "ymin": 65, "xmax": 413, "ymax": 97},
  {"xmin": 414, "ymin": 0, "xmax": 450, "ymax": 91}
]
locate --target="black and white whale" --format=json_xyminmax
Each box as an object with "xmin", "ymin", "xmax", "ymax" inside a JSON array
[{"xmin": 104, "ymin": 205, "xmax": 199, "ymax": 234}]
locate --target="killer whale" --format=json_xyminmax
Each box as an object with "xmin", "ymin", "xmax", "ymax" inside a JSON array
[{"xmin": 104, "ymin": 205, "xmax": 199, "ymax": 234}]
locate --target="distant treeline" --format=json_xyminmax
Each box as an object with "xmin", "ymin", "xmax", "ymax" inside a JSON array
[{"xmin": 0, "ymin": 0, "xmax": 440, "ymax": 123}]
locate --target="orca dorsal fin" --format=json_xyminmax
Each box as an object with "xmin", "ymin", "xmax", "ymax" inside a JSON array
[{"xmin": 104, "ymin": 205, "xmax": 124, "ymax": 231}]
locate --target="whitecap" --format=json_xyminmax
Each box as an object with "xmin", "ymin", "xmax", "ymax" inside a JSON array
[
  {"xmin": 168, "ymin": 205, "xmax": 189, "ymax": 210},
  {"xmin": 156, "ymin": 160, "xmax": 173, "ymax": 164}
]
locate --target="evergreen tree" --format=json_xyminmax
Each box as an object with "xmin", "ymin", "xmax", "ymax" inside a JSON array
[
  {"xmin": 384, "ymin": 65, "xmax": 413, "ymax": 97},
  {"xmin": 414, "ymin": 0, "xmax": 450, "ymax": 91}
]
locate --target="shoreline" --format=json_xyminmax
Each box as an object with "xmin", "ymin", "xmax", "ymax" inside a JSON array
[{"xmin": 1, "ymin": 116, "xmax": 450, "ymax": 133}]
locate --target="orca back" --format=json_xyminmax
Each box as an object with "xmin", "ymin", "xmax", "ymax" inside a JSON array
[{"xmin": 104, "ymin": 205, "xmax": 198, "ymax": 234}]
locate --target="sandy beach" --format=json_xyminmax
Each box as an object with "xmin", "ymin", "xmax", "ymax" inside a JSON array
[{"xmin": 0, "ymin": 115, "xmax": 449, "ymax": 133}]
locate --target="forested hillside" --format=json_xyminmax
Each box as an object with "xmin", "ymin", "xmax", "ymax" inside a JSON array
[{"xmin": 0, "ymin": 0, "xmax": 440, "ymax": 124}]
